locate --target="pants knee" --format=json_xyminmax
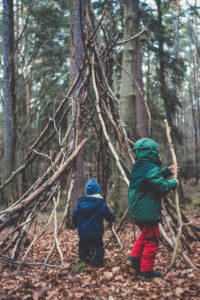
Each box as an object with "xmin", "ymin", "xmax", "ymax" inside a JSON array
[{"xmin": 143, "ymin": 241, "xmax": 158, "ymax": 257}]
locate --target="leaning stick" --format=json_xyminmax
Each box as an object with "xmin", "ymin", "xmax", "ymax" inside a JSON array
[
  {"xmin": 116, "ymin": 29, "xmax": 145, "ymax": 45},
  {"xmin": 164, "ymin": 119, "xmax": 183, "ymax": 268},
  {"xmin": 53, "ymin": 187, "xmax": 64, "ymax": 262},
  {"xmin": 86, "ymin": 14, "xmax": 135, "ymax": 165},
  {"xmin": 19, "ymin": 183, "xmax": 60, "ymax": 266},
  {"xmin": 44, "ymin": 176, "xmax": 75, "ymax": 264},
  {"xmin": 159, "ymin": 224, "xmax": 197, "ymax": 269},
  {"xmin": 0, "ymin": 139, "xmax": 87, "ymax": 232},
  {"xmin": 105, "ymin": 208, "xmax": 129, "ymax": 248},
  {"xmin": 0, "ymin": 123, "xmax": 73, "ymax": 216},
  {"xmin": 91, "ymin": 54, "xmax": 129, "ymax": 186},
  {"xmin": 0, "ymin": 255, "xmax": 66, "ymax": 269},
  {"xmin": 111, "ymin": 224, "xmax": 123, "ymax": 250}
]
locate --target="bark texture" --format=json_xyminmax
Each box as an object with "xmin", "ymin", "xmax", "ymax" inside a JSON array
[{"xmin": 2, "ymin": 0, "xmax": 16, "ymax": 178}]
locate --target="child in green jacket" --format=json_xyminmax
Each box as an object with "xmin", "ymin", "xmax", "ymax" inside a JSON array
[{"xmin": 127, "ymin": 138, "xmax": 178, "ymax": 278}]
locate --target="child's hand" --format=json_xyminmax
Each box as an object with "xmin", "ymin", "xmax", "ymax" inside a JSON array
[{"xmin": 169, "ymin": 165, "xmax": 179, "ymax": 175}]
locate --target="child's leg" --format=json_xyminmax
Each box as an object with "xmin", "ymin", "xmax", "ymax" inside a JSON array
[
  {"xmin": 79, "ymin": 238, "xmax": 90, "ymax": 262},
  {"xmin": 127, "ymin": 226, "xmax": 145, "ymax": 273},
  {"xmin": 90, "ymin": 238, "xmax": 104, "ymax": 267},
  {"xmin": 140, "ymin": 224, "xmax": 160, "ymax": 273},
  {"xmin": 129, "ymin": 228, "xmax": 145, "ymax": 258}
]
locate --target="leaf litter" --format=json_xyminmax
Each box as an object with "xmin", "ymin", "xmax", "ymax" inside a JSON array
[{"xmin": 0, "ymin": 219, "xmax": 200, "ymax": 300}]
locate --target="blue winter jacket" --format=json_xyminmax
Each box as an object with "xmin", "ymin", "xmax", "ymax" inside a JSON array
[{"xmin": 72, "ymin": 196, "xmax": 115, "ymax": 239}]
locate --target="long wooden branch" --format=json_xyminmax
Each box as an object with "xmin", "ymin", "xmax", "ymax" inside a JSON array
[
  {"xmin": 164, "ymin": 119, "xmax": 183, "ymax": 268},
  {"xmin": 0, "ymin": 106, "xmax": 71, "ymax": 192},
  {"xmin": 0, "ymin": 139, "xmax": 87, "ymax": 232},
  {"xmin": 92, "ymin": 54, "xmax": 129, "ymax": 186},
  {"xmin": 19, "ymin": 184, "xmax": 60, "ymax": 265},
  {"xmin": 0, "ymin": 255, "xmax": 65, "ymax": 269},
  {"xmin": 116, "ymin": 29, "xmax": 145, "ymax": 45},
  {"xmin": 159, "ymin": 224, "xmax": 197, "ymax": 270},
  {"xmin": 94, "ymin": 47, "xmax": 135, "ymax": 164},
  {"xmin": 0, "ymin": 124, "xmax": 73, "ymax": 217},
  {"xmin": 44, "ymin": 176, "xmax": 75, "ymax": 264}
]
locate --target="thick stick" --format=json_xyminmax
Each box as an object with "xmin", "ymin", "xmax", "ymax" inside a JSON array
[
  {"xmin": 164, "ymin": 119, "xmax": 183, "ymax": 268},
  {"xmin": 159, "ymin": 224, "xmax": 197, "ymax": 270},
  {"xmin": 92, "ymin": 54, "xmax": 129, "ymax": 186},
  {"xmin": 0, "ymin": 139, "xmax": 87, "ymax": 232}
]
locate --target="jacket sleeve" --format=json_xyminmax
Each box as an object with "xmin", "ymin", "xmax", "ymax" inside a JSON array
[
  {"xmin": 161, "ymin": 167, "xmax": 173, "ymax": 178},
  {"xmin": 146, "ymin": 167, "xmax": 177, "ymax": 194},
  {"xmin": 102, "ymin": 204, "xmax": 115, "ymax": 223},
  {"xmin": 72, "ymin": 208, "xmax": 79, "ymax": 227}
]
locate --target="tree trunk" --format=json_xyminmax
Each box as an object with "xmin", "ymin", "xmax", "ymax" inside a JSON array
[
  {"xmin": 120, "ymin": 0, "xmax": 139, "ymax": 141},
  {"xmin": 136, "ymin": 45, "xmax": 149, "ymax": 137},
  {"xmin": 156, "ymin": 0, "xmax": 174, "ymax": 131},
  {"xmin": 112, "ymin": 0, "xmax": 139, "ymax": 214},
  {"xmin": 2, "ymin": 0, "xmax": 17, "ymax": 179},
  {"xmin": 155, "ymin": 0, "xmax": 178, "ymax": 139},
  {"xmin": 193, "ymin": 4, "xmax": 199, "ymax": 184},
  {"xmin": 68, "ymin": 0, "xmax": 86, "ymax": 219}
]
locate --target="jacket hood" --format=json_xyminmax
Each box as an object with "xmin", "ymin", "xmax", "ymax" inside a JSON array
[
  {"xmin": 133, "ymin": 138, "xmax": 160, "ymax": 163},
  {"xmin": 77, "ymin": 196, "xmax": 103, "ymax": 214}
]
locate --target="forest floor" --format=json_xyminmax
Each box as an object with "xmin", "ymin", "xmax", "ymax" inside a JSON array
[{"xmin": 0, "ymin": 214, "xmax": 200, "ymax": 300}]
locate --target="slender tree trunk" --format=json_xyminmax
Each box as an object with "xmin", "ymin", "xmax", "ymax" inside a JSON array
[
  {"xmin": 175, "ymin": 0, "xmax": 180, "ymax": 57},
  {"xmin": 191, "ymin": 55, "xmax": 199, "ymax": 184},
  {"xmin": 189, "ymin": 79, "xmax": 197, "ymax": 166},
  {"xmin": 136, "ymin": 45, "xmax": 149, "ymax": 137},
  {"xmin": 156, "ymin": 0, "xmax": 177, "ymax": 137},
  {"xmin": 2, "ymin": 0, "xmax": 16, "ymax": 178},
  {"xmin": 155, "ymin": 0, "xmax": 185, "ymax": 200},
  {"xmin": 155, "ymin": 0, "xmax": 182, "ymax": 152},
  {"xmin": 120, "ymin": 0, "xmax": 139, "ymax": 141},
  {"xmin": 68, "ymin": 0, "xmax": 86, "ymax": 215},
  {"xmin": 112, "ymin": 0, "xmax": 139, "ymax": 214},
  {"xmin": 193, "ymin": 4, "xmax": 199, "ymax": 183}
]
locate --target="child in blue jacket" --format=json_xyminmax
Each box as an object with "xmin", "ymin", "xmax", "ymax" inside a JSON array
[{"xmin": 72, "ymin": 178, "xmax": 115, "ymax": 267}]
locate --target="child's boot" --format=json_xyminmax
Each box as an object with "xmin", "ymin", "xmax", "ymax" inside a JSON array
[
  {"xmin": 140, "ymin": 270, "xmax": 161, "ymax": 279},
  {"xmin": 126, "ymin": 256, "xmax": 140, "ymax": 274}
]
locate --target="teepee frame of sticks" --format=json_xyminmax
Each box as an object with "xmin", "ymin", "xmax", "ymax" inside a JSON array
[{"xmin": 0, "ymin": 3, "xmax": 199, "ymax": 270}]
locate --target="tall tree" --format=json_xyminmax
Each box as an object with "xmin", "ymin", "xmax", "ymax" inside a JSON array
[
  {"xmin": 155, "ymin": 0, "xmax": 176, "ymax": 137},
  {"xmin": 136, "ymin": 44, "xmax": 149, "ymax": 137},
  {"xmin": 2, "ymin": 0, "xmax": 16, "ymax": 178},
  {"xmin": 154, "ymin": 0, "xmax": 184, "ymax": 145},
  {"xmin": 69, "ymin": 0, "xmax": 86, "ymax": 212},
  {"xmin": 112, "ymin": 0, "xmax": 140, "ymax": 213},
  {"xmin": 120, "ymin": 0, "xmax": 139, "ymax": 141}
]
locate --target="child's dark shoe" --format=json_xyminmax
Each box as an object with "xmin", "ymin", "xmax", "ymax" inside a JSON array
[
  {"xmin": 140, "ymin": 270, "xmax": 161, "ymax": 279},
  {"xmin": 81, "ymin": 256, "xmax": 90, "ymax": 264},
  {"xmin": 126, "ymin": 256, "xmax": 140, "ymax": 274},
  {"xmin": 91, "ymin": 262, "xmax": 103, "ymax": 268}
]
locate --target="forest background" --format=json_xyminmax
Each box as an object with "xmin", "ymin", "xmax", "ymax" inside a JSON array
[
  {"xmin": 0, "ymin": 0, "xmax": 200, "ymax": 215},
  {"xmin": 0, "ymin": 0, "xmax": 200, "ymax": 299}
]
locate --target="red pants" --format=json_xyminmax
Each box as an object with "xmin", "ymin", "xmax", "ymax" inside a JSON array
[{"xmin": 129, "ymin": 224, "xmax": 160, "ymax": 272}]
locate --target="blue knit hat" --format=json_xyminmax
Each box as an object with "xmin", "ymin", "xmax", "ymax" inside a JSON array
[{"xmin": 85, "ymin": 178, "xmax": 101, "ymax": 195}]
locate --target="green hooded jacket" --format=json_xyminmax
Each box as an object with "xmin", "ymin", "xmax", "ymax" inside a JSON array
[{"xmin": 128, "ymin": 138, "xmax": 177, "ymax": 225}]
